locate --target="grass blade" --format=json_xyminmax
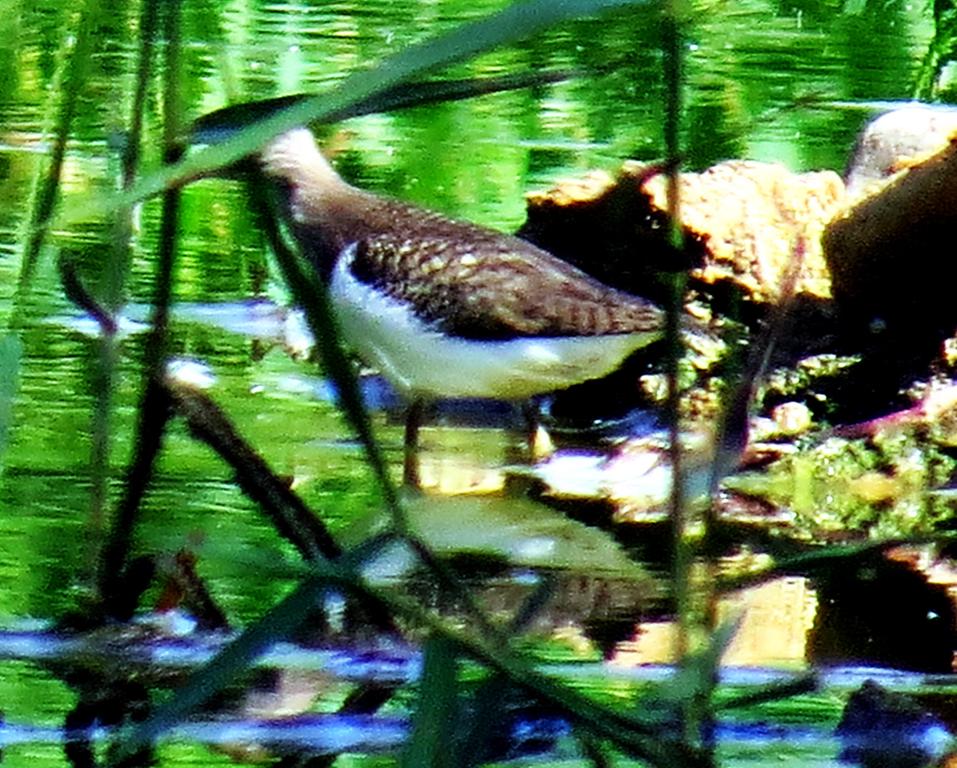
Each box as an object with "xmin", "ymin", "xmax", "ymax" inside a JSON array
[
  {"xmin": 191, "ymin": 64, "xmax": 595, "ymax": 142},
  {"xmin": 401, "ymin": 635, "xmax": 460, "ymax": 768}
]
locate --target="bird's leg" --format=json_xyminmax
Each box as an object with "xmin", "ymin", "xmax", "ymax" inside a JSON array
[
  {"xmin": 503, "ymin": 400, "xmax": 555, "ymax": 497},
  {"xmin": 520, "ymin": 400, "xmax": 554, "ymax": 463},
  {"xmin": 403, "ymin": 398, "xmax": 426, "ymax": 489}
]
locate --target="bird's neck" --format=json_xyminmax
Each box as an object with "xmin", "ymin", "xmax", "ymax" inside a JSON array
[
  {"xmin": 259, "ymin": 128, "xmax": 371, "ymax": 277},
  {"xmin": 259, "ymin": 128, "xmax": 346, "ymax": 191}
]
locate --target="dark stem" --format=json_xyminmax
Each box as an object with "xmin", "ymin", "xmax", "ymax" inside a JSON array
[
  {"xmin": 403, "ymin": 398, "xmax": 425, "ymax": 488},
  {"xmin": 166, "ymin": 380, "xmax": 342, "ymax": 561},
  {"xmin": 96, "ymin": 0, "xmax": 182, "ymax": 614},
  {"xmin": 661, "ymin": 7, "xmax": 690, "ymax": 662}
]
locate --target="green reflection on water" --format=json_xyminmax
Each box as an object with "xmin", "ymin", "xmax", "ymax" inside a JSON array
[{"xmin": 0, "ymin": 0, "xmax": 940, "ymax": 763}]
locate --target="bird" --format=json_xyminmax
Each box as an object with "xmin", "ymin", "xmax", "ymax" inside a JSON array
[{"xmin": 192, "ymin": 107, "xmax": 669, "ymax": 487}]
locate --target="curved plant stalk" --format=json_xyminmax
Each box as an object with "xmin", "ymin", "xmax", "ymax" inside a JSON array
[
  {"xmin": 191, "ymin": 65, "xmax": 592, "ymax": 142},
  {"xmin": 661, "ymin": 3, "xmax": 689, "ymax": 663},
  {"xmin": 401, "ymin": 635, "xmax": 461, "ymax": 768},
  {"xmin": 660, "ymin": 3, "xmax": 717, "ymax": 762}
]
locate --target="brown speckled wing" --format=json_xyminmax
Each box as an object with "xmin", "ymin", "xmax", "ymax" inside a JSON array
[{"xmin": 346, "ymin": 223, "xmax": 664, "ymax": 341}]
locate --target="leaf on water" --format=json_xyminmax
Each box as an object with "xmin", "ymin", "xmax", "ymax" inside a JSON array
[{"xmin": 402, "ymin": 494, "xmax": 645, "ymax": 576}]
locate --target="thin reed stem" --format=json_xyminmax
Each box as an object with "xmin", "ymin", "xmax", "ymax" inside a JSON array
[
  {"xmin": 17, "ymin": 1, "xmax": 98, "ymax": 295},
  {"xmin": 88, "ymin": 0, "xmax": 161, "ymax": 581},
  {"xmin": 97, "ymin": 0, "xmax": 183, "ymax": 611}
]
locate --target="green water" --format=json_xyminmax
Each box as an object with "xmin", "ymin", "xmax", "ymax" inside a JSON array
[{"xmin": 0, "ymin": 0, "xmax": 941, "ymax": 765}]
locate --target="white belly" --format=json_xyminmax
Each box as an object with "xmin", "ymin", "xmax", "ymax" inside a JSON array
[{"xmin": 329, "ymin": 253, "xmax": 659, "ymax": 400}]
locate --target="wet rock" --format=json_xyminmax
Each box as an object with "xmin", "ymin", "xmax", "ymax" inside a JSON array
[
  {"xmin": 837, "ymin": 680, "xmax": 953, "ymax": 768},
  {"xmin": 641, "ymin": 160, "xmax": 843, "ymax": 303},
  {"xmin": 519, "ymin": 107, "xmax": 957, "ymax": 425},
  {"xmin": 754, "ymin": 401, "xmax": 813, "ymax": 439},
  {"xmin": 809, "ymin": 554, "xmax": 957, "ymax": 673},
  {"xmin": 844, "ymin": 103, "xmax": 957, "ymax": 199},
  {"xmin": 522, "ymin": 159, "xmax": 843, "ymax": 307},
  {"xmin": 521, "ymin": 158, "xmax": 844, "ymax": 409},
  {"xmin": 821, "ymin": 105, "xmax": 957, "ymax": 422},
  {"xmin": 518, "ymin": 164, "xmax": 705, "ymax": 302},
  {"xmin": 825, "ymin": 115, "xmax": 957, "ymax": 346}
]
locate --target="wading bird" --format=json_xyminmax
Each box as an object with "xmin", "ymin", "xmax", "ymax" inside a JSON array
[{"xmin": 192, "ymin": 106, "xmax": 671, "ymax": 487}]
